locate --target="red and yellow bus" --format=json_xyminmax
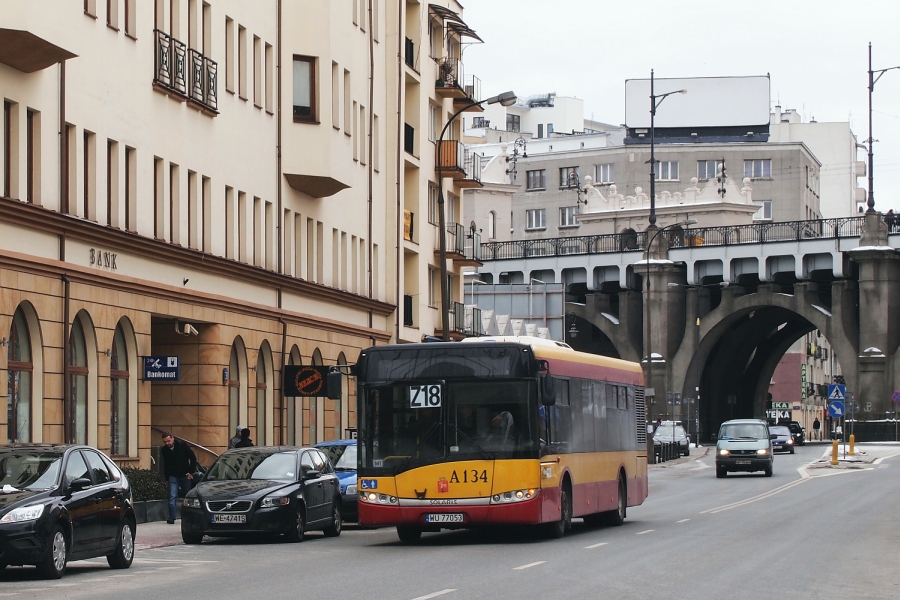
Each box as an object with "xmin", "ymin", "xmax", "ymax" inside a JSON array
[{"xmin": 356, "ymin": 336, "xmax": 648, "ymax": 541}]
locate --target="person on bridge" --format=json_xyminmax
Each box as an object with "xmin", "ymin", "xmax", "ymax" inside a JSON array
[{"xmin": 812, "ymin": 417, "xmax": 821, "ymax": 440}]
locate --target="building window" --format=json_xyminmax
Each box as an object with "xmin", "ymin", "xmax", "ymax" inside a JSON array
[
  {"xmin": 657, "ymin": 161, "xmax": 678, "ymax": 180},
  {"xmin": 255, "ymin": 351, "xmax": 266, "ymax": 445},
  {"xmin": 110, "ymin": 323, "xmax": 129, "ymax": 456},
  {"xmin": 472, "ymin": 116, "xmax": 488, "ymax": 128},
  {"xmin": 753, "ymin": 200, "xmax": 773, "ymax": 220},
  {"xmin": 697, "ymin": 160, "xmax": 722, "ymax": 180},
  {"xmin": 292, "ymin": 55, "xmax": 316, "ymax": 122},
  {"xmin": 596, "ymin": 163, "xmax": 614, "ymax": 183},
  {"xmin": 228, "ymin": 342, "xmax": 242, "ymax": 434},
  {"xmin": 744, "ymin": 159, "xmax": 772, "ymax": 178},
  {"xmin": 506, "ymin": 114, "xmax": 520, "ymax": 133},
  {"xmin": 559, "ymin": 166, "xmax": 579, "ymax": 188},
  {"xmin": 488, "ymin": 211, "xmax": 496, "ymax": 239},
  {"xmin": 428, "ymin": 104, "xmax": 439, "ymax": 142},
  {"xmin": 526, "ymin": 208, "xmax": 546, "ymax": 230},
  {"xmin": 526, "ymin": 170, "xmax": 545, "ymax": 190},
  {"xmin": 559, "ymin": 206, "xmax": 578, "ymax": 228},
  {"xmin": 428, "ymin": 183, "xmax": 439, "ymax": 225},
  {"xmin": 7, "ymin": 307, "xmax": 33, "ymax": 443},
  {"xmin": 428, "ymin": 267, "xmax": 437, "ymax": 307},
  {"xmin": 547, "ymin": 123, "xmax": 554, "ymax": 135},
  {"xmin": 68, "ymin": 317, "xmax": 89, "ymax": 445},
  {"xmin": 537, "ymin": 124, "xmax": 543, "ymax": 139}
]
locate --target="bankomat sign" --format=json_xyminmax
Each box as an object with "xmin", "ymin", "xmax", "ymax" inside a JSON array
[{"xmin": 143, "ymin": 356, "xmax": 180, "ymax": 381}]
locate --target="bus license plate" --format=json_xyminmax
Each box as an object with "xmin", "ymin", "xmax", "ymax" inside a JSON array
[
  {"xmin": 212, "ymin": 514, "xmax": 246, "ymax": 524},
  {"xmin": 425, "ymin": 513, "xmax": 463, "ymax": 523}
]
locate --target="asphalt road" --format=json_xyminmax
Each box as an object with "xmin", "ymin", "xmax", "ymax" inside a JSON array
[{"xmin": 3, "ymin": 444, "xmax": 899, "ymax": 600}]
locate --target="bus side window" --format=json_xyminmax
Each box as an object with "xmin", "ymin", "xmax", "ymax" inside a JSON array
[{"xmin": 549, "ymin": 381, "xmax": 571, "ymax": 453}]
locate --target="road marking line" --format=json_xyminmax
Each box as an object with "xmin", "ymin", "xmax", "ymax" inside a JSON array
[
  {"xmin": 133, "ymin": 558, "xmax": 219, "ymax": 564},
  {"xmin": 0, "ymin": 593, "xmax": 21, "ymax": 597},
  {"xmin": 412, "ymin": 589, "xmax": 456, "ymax": 600},
  {"xmin": 155, "ymin": 566, "xmax": 183, "ymax": 570},
  {"xmin": 513, "ymin": 561, "xmax": 546, "ymax": 570},
  {"xmin": 636, "ymin": 529, "xmax": 654, "ymax": 535},
  {"xmin": 51, "ymin": 584, "xmax": 78, "ymax": 587},
  {"xmin": 701, "ymin": 479, "xmax": 807, "ymax": 514},
  {"xmin": 584, "ymin": 542, "xmax": 607, "ymax": 549},
  {"xmin": 676, "ymin": 519, "xmax": 690, "ymax": 523}
]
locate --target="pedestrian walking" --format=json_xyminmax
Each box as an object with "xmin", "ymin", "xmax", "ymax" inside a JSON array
[
  {"xmin": 159, "ymin": 432, "xmax": 197, "ymax": 524},
  {"xmin": 234, "ymin": 428, "xmax": 254, "ymax": 448},
  {"xmin": 229, "ymin": 425, "xmax": 244, "ymax": 449},
  {"xmin": 812, "ymin": 417, "xmax": 821, "ymax": 440}
]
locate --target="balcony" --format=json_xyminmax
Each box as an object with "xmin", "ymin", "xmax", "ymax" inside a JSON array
[
  {"xmin": 403, "ymin": 210, "xmax": 415, "ymax": 242},
  {"xmin": 403, "ymin": 295, "xmax": 414, "ymax": 327},
  {"xmin": 456, "ymin": 151, "xmax": 482, "ymax": 189},
  {"xmin": 435, "ymin": 58, "xmax": 467, "ymax": 99},
  {"xmin": 0, "ymin": 28, "xmax": 76, "ymax": 73},
  {"xmin": 435, "ymin": 222, "xmax": 482, "ymax": 267},
  {"xmin": 405, "ymin": 37, "xmax": 416, "ymax": 70},
  {"xmin": 453, "ymin": 75, "xmax": 483, "ymax": 112},
  {"xmin": 154, "ymin": 29, "xmax": 217, "ymax": 114},
  {"xmin": 436, "ymin": 140, "xmax": 465, "ymax": 178},
  {"xmin": 404, "ymin": 123, "xmax": 415, "ymax": 156},
  {"xmin": 465, "ymin": 305, "xmax": 484, "ymax": 337}
]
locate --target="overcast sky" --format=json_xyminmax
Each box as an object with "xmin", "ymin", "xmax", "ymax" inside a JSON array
[{"xmin": 462, "ymin": 0, "xmax": 900, "ymax": 213}]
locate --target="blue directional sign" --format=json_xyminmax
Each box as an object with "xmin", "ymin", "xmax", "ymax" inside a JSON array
[
  {"xmin": 143, "ymin": 356, "xmax": 180, "ymax": 381},
  {"xmin": 828, "ymin": 384, "xmax": 846, "ymax": 402},
  {"xmin": 828, "ymin": 400, "xmax": 845, "ymax": 419}
]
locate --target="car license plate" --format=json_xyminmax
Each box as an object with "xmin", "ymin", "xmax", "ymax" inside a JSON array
[
  {"xmin": 425, "ymin": 513, "xmax": 463, "ymax": 523},
  {"xmin": 212, "ymin": 514, "xmax": 246, "ymax": 524},
  {"xmin": 735, "ymin": 460, "xmax": 751, "ymax": 465}
]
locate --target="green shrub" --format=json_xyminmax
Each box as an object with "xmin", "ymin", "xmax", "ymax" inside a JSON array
[{"xmin": 122, "ymin": 467, "xmax": 168, "ymax": 501}]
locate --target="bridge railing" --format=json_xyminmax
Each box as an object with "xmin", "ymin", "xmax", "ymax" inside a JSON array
[{"xmin": 482, "ymin": 216, "xmax": 867, "ymax": 261}]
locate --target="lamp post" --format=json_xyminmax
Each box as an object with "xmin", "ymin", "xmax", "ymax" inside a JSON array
[
  {"xmin": 437, "ymin": 90, "xmax": 516, "ymax": 340},
  {"xmin": 866, "ymin": 43, "xmax": 900, "ymax": 213},
  {"xmin": 643, "ymin": 219, "xmax": 697, "ymax": 421},
  {"xmin": 648, "ymin": 70, "xmax": 687, "ymax": 226}
]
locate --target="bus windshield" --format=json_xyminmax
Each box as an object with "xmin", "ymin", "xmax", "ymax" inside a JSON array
[{"xmin": 359, "ymin": 379, "xmax": 538, "ymax": 475}]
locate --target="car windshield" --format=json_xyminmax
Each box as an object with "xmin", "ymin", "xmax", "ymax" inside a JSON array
[
  {"xmin": 769, "ymin": 426, "xmax": 791, "ymax": 436},
  {"xmin": 0, "ymin": 450, "xmax": 63, "ymax": 491},
  {"xmin": 719, "ymin": 423, "xmax": 768, "ymax": 440},
  {"xmin": 205, "ymin": 451, "xmax": 297, "ymax": 482},
  {"xmin": 319, "ymin": 444, "xmax": 356, "ymax": 471},
  {"xmin": 656, "ymin": 425, "xmax": 686, "ymax": 438}
]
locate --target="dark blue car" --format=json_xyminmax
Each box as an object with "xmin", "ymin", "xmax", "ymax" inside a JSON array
[{"xmin": 315, "ymin": 440, "xmax": 358, "ymax": 521}]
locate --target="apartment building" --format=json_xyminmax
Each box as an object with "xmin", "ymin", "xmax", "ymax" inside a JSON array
[{"xmin": 0, "ymin": 0, "xmax": 408, "ymax": 466}]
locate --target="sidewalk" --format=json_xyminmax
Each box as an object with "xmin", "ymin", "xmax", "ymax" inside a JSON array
[
  {"xmin": 806, "ymin": 441, "xmax": 900, "ymax": 469},
  {"xmin": 134, "ymin": 519, "xmax": 185, "ymax": 551}
]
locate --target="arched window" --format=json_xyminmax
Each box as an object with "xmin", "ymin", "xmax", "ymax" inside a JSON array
[
  {"xmin": 110, "ymin": 323, "xmax": 129, "ymax": 455},
  {"xmin": 228, "ymin": 344, "xmax": 241, "ymax": 434},
  {"xmin": 311, "ymin": 348, "xmax": 323, "ymax": 444},
  {"xmin": 7, "ymin": 308, "xmax": 33, "ymax": 443},
  {"xmin": 286, "ymin": 346, "xmax": 302, "ymax": 446},
  {"xmin": 488, "ymin": 211, "xmax": 496, "ymax": 240},
  {"xmin": 68, "ymin": 317, "xmax": 89, "ymax": 444},
  {"xmin": 255, "ymin": 351, "xmax": 266, "ymax": 445}
]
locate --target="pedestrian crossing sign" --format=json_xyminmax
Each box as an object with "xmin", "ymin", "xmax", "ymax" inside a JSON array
[{"xmin": 828, "ymin": 384, "xmax": 846, "ymax": 401}]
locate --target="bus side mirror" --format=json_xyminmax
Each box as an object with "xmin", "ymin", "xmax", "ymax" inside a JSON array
[
  {"xmin": 541, "ymin": 376, "xmax": 556, "ymax": 405},
  {"xmin": 327, "ymin": 370, "xmax": 343, "ymax": 400}
]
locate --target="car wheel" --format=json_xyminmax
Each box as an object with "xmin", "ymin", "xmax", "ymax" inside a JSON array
[
  {"xmin": 790, "ymin": 447, "xmax": 795, "ymax": 454},
  {"xmin": 107, "ymin": 520, "xmax": 135, "ymax": 569},
  {"xmin": 323, "ymin": 503, "xmax": 342, "ymax": 537},
  {"xmin": 604, "ymin": 476, "xmax": 627, "ymax": 526},
  {"xmin": 181, "ymin": 530, "xmax": 203, "ymax": 545},
  {"xmin": 285, "ymin": 506, "xmax": 306, "ymax": 543},
  {"xmin": 716, "ymin": 466, "xmax": 727, "ymax": 478},
  {"xmin": 764, "ymin": 464, "xmax": 773, "ymax": 477},
  {"xmin": 683, "ymin": 447, "xmax": 690, "ymax": 457},
  {"xmin": 36, "ymin": 525, "xmax": 67, "ymax": 579},
  {"xmin": 396, "ymin": 526, "xmax": 422, "ymax": 543},
  {"xmin": 545, "ymin": 482, "xmax": 572, "ymax": 538}
]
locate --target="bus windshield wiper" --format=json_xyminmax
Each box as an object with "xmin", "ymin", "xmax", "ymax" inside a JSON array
[{"xmin": 447, "ymin": 422, "xmax": 494, "ymax": 460}]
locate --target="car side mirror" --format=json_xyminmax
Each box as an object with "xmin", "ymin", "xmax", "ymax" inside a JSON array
[
  {"xmin": 303, "ymin": 469, "xmax": 321, "ymax": 480},
  {"xmin": 710, "ymin": 434, "xmax": 717, "ymax": 442},
  {"xmin": 69, "ymin": 477, "xmax": 93, "ymax": 491},
  {"xmin": 769, "ymin": 433, "xmax": 778, "ymax": 440}
]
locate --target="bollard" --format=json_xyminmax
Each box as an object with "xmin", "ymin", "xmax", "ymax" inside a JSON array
[
  {"xmin": 831, "ymin": 440, "xmax": 839, "ymax": 465},
  {"xmin": 849, "ymin": 434, "xmax": 855, "ymax": 456}
]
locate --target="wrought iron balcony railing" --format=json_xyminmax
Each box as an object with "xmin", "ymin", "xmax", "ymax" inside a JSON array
[{"xmin": 155, "ymin": 29, "xmax": 218, "ymax": 113}]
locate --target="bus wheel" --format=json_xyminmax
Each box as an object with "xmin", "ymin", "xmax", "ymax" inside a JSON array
[
  {"xmin": 604, "ymin": 476, "xmax": 626, "ymax": 526},
  {"xmin": 397, "ymin": 526, "xmax": 422, "ymax": 543},
  {"xmin": 545, "ymin": 483, "xmax": 571, "ymax": 539}
]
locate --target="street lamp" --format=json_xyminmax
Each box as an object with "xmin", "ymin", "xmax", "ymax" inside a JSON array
[
  {"xmin": 866, "ymin": 43, "xmax": 900, "ymax": 213},
  {"xmin": 648, "ymin": 69, "xmax": 687, "ymax": 226},
  {"xmin": 438, "ymin": 90, "xmax": 517, "ymax": 340},
  {"xmin": 643, "ymin": 219, "xmax": 697, "ymax": 421}
]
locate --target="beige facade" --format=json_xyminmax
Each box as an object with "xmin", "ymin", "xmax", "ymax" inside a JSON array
[{"xmin": 0, "ymin": 0, "xmax": 435, "ymax": 466}]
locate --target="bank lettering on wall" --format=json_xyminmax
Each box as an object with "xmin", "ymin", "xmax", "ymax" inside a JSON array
[{"xmin": 89, "ymin": 248, "xmax": 118, "ymax": 270}]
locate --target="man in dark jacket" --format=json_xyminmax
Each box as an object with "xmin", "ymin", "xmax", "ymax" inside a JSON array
[
  {"xmin": 160, "ymin": 432, "xmax": 197, "ymax": 524},
  {"xmin": 235, "ymin": 428, "xmax": 254, "ymax": 448}
]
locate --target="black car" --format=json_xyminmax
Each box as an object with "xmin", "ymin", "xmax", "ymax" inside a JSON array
[
  {"xmin": 785, "ymin": 421, "xmax": 806, "ymax": 446},
  {"xmin": 654, "ymin": 422, "xmax": 691, "ymax": 456},
  {"xmin": 181, "ymin": 446, "xmax": 342, "ymax": 544},
  {"xmin": 769, "ymin": 425, "xmax": 795, "ymax": 454},
  {"xmin": 0, "ymin": 444, "xmax": 136, "ymax": 579}
]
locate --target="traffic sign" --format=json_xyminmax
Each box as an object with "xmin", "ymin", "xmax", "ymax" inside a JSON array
[
  {"xmin": 828, "ymin": 384, "xmax": 846, "ymax": 401},
  {"xmin": 828, "ymin": 400, "xmax": 845, "ymax": 418},
  {"xmin": 892, "ymin": 391, "xmax": 900, "ymax": 403}
]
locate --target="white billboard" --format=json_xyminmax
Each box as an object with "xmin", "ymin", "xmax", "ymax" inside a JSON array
[{"xmin": 625, "ymin": 75, "xmax": 770, "ymax": 129}]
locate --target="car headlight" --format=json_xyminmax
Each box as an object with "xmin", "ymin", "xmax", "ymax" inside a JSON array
[
  {"xmin": 0, "ymin": 504, "xmax": 45, "ymax": 523},
  {"xmin": 183, "ymin": 497, "xmax": 201, "ymax": 508},
  {"xmin": 787, "ymin": 439, "xmax": 793, "ymax": 445},
  {"xmin": 757, "ymin": 448, "xmax": 769, "ymax": 455},
  {"xmin": 718, "ymin": 449, "xmax": 730, "ymax": 456},
  {"xmin": 345, "ymin": 484, "xmax": 357, "ymax": 495},
  {"xmin": 261, "ymin": 495, "xmax": 291, "ymax": 508}
]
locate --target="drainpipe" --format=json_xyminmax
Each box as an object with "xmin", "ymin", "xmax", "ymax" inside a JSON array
[
  {"xmin": 367, "ymin": 0, "xmax": 375, "ymax": 337},
  {"xmin": 393, "ymin": 0, "xmax": 403, "ymax": 342},
  {"xmin": 59, "ymin": 61, "xmax": 66, "ymax": 210},
  {"xmin": 279, "ymin": 315, "xmax": 287, "ymax": 445},
  {"xmin": 276, "ymin": 0, "xmax": 283, "ymax": 275}
]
